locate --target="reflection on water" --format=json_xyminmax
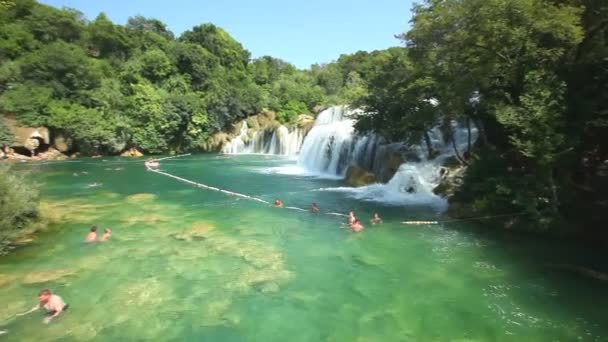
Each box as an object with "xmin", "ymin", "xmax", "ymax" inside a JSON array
[{"xmin": 0, "ymin": 155, "xmax": 606, "ymax": 341}]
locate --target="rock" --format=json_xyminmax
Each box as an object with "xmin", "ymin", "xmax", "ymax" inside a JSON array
[
  {"xmin": 433, "ymin": 164, "xmax": 467, "ymax": 197},
  {"xmin": 52, "ymin": 134, "xmax": 72, "ymax": 152},
  {"xmin": 120, "ymin": 147, "xmax": 143, "ymax": 158},
  {"xmin": 2, "ymin": 115, "xmax": 50, "ymax": 147},
  {"xmin": 200, "ymin": 132, "xmax": 231, "ymax": 152},
  {"xmin": 313, "ymin": 105, "xmax": 327, "ymax": 114},
  {"xmin": 256, "ymin": 110, "xmax": 277, "ymax": 129},
  {"xmin": 345, "ymin": 165, "xmax": 377, "ymax": 187},
  {"xmin": 380, "ymin": 151, "xmax": 404, "ymax": 182},
  {"xmin": 296, "ymin": 114, "xmax": 315, "ymax": 132},
  {"xmin": 38, "ymin": 147, "xmax": 67, "ymax": 161},
  {"xmin": 246, "ymin": 116, "xmax": 260, "ymax": 130}
]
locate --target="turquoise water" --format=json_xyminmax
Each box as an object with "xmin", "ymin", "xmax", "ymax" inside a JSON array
[{"xmin": 0, "ymin": 154, "xmax": 607, "ymax": 341}]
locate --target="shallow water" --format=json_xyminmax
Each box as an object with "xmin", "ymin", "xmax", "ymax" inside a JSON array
[{"xmin": 1, "ymin": 155, "xmax": 607, "ymax": 341}]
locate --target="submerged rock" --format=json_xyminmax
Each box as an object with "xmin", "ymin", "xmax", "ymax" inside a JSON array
[
  {"xmin": 22, "ymin": 269, "xmax": 76, "ymax": 284},
  {"xmin": 172, "ymin": 222, "xmax": 215, "ymax": 242},
  {"xmin": 125, "ymin": 193, "xmax": 157, "ymax": 203},
  {"xmin": 345, "ymin": 165, "xmax": 377, "ymax": 187},
  {"xmin": 0, "ymin": 274, "xmax": 17, "ymax": 288}
]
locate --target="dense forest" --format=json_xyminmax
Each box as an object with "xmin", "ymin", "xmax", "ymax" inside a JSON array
[
  {"xmin": 1, "ymin": 0, "xmax": 607, "ymax": 242},
  {"xmin": 0, "ymin": 0, "xmax": 372, "ymax": 154},
  {"xmin": 352, "ymin": 0, "xmax": 608, "ymax": 238}
]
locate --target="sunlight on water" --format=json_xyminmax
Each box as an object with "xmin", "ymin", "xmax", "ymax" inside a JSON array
[{"xmin": 0, "ymin": 155, "xmax": 606, "ymax": 341}]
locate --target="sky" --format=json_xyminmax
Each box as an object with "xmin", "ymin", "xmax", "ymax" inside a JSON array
[{"xmin": 39, "ymin": 0, "xmax": 414, "ymax": 69}]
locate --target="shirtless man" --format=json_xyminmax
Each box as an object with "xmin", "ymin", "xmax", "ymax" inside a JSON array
[
  {"xmin": 347, "ymin": 211, "xmax": 356, "ymax": 225},
  {"xmin": 274, "ymin": 199, "xmax": 284, "ymax": 208},
  {"xmin": 350, "ymin": 219, "xmax": 365, "ymax": 232},
  {"xmin": 85, "ymin": 226, "xmax": 98, "ymax": 243},
  {"xmin": 371, "ymin": 213, "xmax": 383, "ymax": 225},
  {"xmin": 310, "ymin": 203, "xmax": 319, "ymax": 214},
  {"xmin": 18, "ymin": 289, "xmax": 68, "ymax": 324},
  {"xmin": 98, "ymin": 228, "xmax": 111, "ymax": 242}
]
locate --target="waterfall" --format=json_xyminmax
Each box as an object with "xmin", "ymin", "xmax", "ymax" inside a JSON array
[
  {"xmin": 223, "ymin": 124, "xmax": 305, "ymax": 156},
  {"xmin": 301, "ymin": 106, "xmax": 478, "ymax": 207},
  {"xmin": 222, "ymin": 122, "xmax": 249, "ymax": 154}
]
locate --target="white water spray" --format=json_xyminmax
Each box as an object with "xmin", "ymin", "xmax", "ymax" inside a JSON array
[
  {"xmin": 222, "ymin": 123, "xmax": 305, "ymax": 156},
  {"xmin": 300, "ymin": 106, "xmax": 477, "ymax": 208}
]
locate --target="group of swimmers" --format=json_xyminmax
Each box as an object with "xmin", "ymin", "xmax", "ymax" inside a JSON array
[
  {"xmin": 11, "ymin": 228, "xmax": 110, "ymax": 326},
  {"xmin": 85, "ymin": 226, "xmax": 111, "ymax": 243},
  {"xmin": 274, "ymin": 199, "xmax": 383, "ymax": 232}
]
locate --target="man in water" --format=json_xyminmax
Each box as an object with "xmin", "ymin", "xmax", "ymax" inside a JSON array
[
  {"xmin": 371, "ymin": 213, "xmax": 383, "ymax": 225},
  {"xmin": 18, "ymin": 289, "xmax": 68, "ymax": 324},
  {"xmin": 350, "ymin": 219, "xmax": 364, "ymax": 232},
  {"xmin": 310, "ymin": 203, "xmax": 319, "ymax": 214},
  {"xmin": 347, "ymin": 211, "xmax": 356, "ymax": 225},
  {"xmin": 98, "ymin": 228, "xmax": 111, "ymax": 242},
  {"xmin": 85, "ymin": 226, "xmax": 98, "ymax": 243},
  {"xmin": 274, "ymin": 199, "xmax": 283, "ymax": 208}
]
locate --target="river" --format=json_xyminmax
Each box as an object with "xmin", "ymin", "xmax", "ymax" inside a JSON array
[{"xmin": 0, "ymin": 154, "xmax": 607, "ymax": 341}]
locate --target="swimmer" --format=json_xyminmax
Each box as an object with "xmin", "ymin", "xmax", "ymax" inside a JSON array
[
  {"xmin": 371, "ymin": 213, "xmax": 383, "ymax": 225},
  {"xmin": 17, "ymin": 289, "xmax": 68, "ymax": 324},
  {"xmin": 310, "ymin": 203, "xmax": 319, "ymax": 214},
  {"xmin": 350, "ymin": 219, "xmax": 364, "ymax": 232},
  {"xmin": 85, "ymin": 226, "xmax": 98, "ymax": 243},
  {"xmin": 98, "ymin": 228, "xmax": 111, "ymax": 242},
  {"xmin": 274, "ymin": 199, "xmax": 284, "ymax": 208},
  {"xmin": 347, "ymin": 211, "xmax": 356, "ymax": 225}
]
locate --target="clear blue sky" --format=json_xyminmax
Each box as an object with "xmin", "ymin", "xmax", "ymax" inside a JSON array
[{"xmin": 40, "ymin": 0, "xmax": 414, "ymax": 69}]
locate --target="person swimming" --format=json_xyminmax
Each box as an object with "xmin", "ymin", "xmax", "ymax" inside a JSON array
[
  {"xmin": 371, "ymin": 213, "xmax": 383, "ymax": 225},
  {"xmin": 98, "ymin": 228, "xmax": 111, "ymax": 242},
  {"xmin": 17, "ymin": 289, "xmax": 68, "ymax": 324},
  {"xmin": 347, "ymin": 211, "xmax": 356, "ymax": 225},
  {"xmin": 350, "ymin": 219, "xmax": 364, "ymax": 232},
  {"xmin": 310, "ymin": 203, "xmax": 319, "ymax": 214},
  {"xmin": 85, "ymin": 226, "xmax": 97, "ymax": 243},
  {"xmin": 274, "ymin": 199, "xmax": 284, "ymax": 208}
]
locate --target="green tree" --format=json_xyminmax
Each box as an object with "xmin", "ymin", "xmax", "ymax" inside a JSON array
[{"xmin": 0, "ymin": 165, "xmax": 40, "ymax": 255}]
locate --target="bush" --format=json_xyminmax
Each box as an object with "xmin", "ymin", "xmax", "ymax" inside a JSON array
[
  {"xmin": 276, "ymin": 100, "xmax": 308, "ymax": 125},
  {"xmin": 0, "ymin": 165, "xmax": 40, "ymax": 255}
]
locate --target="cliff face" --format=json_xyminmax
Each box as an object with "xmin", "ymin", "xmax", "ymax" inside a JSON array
[{"xmin": 2, "ymin": 115, "xmax": 50, "ymax": 149}]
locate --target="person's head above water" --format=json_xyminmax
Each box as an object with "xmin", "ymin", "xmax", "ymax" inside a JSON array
[
  {"xmin": 90, "ymin": 226, "xmax": 98, "ymax": 232},
  {"xmin": 38, "ymin": 289, "xmax": 52, "ymax": 303},
  {"xmin": 104, "ymin": 228, "xmax": 111, "ymax": 234}
]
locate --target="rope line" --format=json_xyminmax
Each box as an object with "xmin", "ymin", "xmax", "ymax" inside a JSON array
[
  {"xmin": 147, "ymin": 155, "xmax": 527, "ymax": 225},
  {"xmin": 156, "ymin": 153, "xmax": 192, "ymax": 161},
  {"xmin": 401, "ymin": 212, "xmax": 527, "ymax": 225},
  {"xmin": 150, "ymin": 168, "xmax": 270, "ymax": 205}
]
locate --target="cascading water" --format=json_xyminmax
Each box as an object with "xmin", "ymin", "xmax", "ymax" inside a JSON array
[
  {"xmin": 222, "ymin": 123, "xmax": 305, "ymax": 156},
  {"xmin": 297, "ymin": 106, "xmax": 370, "ymax": 176},
  {"xmin": 300, "ymin": 106, "xmax": 478, "ymax": 208},
  {"xmin": 222, "ymin": 121, "xmax": 249, "ymax": 154}
]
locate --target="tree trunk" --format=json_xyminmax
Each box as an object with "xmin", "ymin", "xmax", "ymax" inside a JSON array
[
  {"xmin": 475, "ymin": 119, "xmax": 487, "ymax": 145},
  {"xmin": 423, "ymin": 131, "xmax": 434, "ymax": 159},
  {"xmin": 466, "ymin": 118, "xmax": 472, "ymax": 156},
  {"xmin": 452, "ymin": 134, "xmax": 469, "ymax": 166}
]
